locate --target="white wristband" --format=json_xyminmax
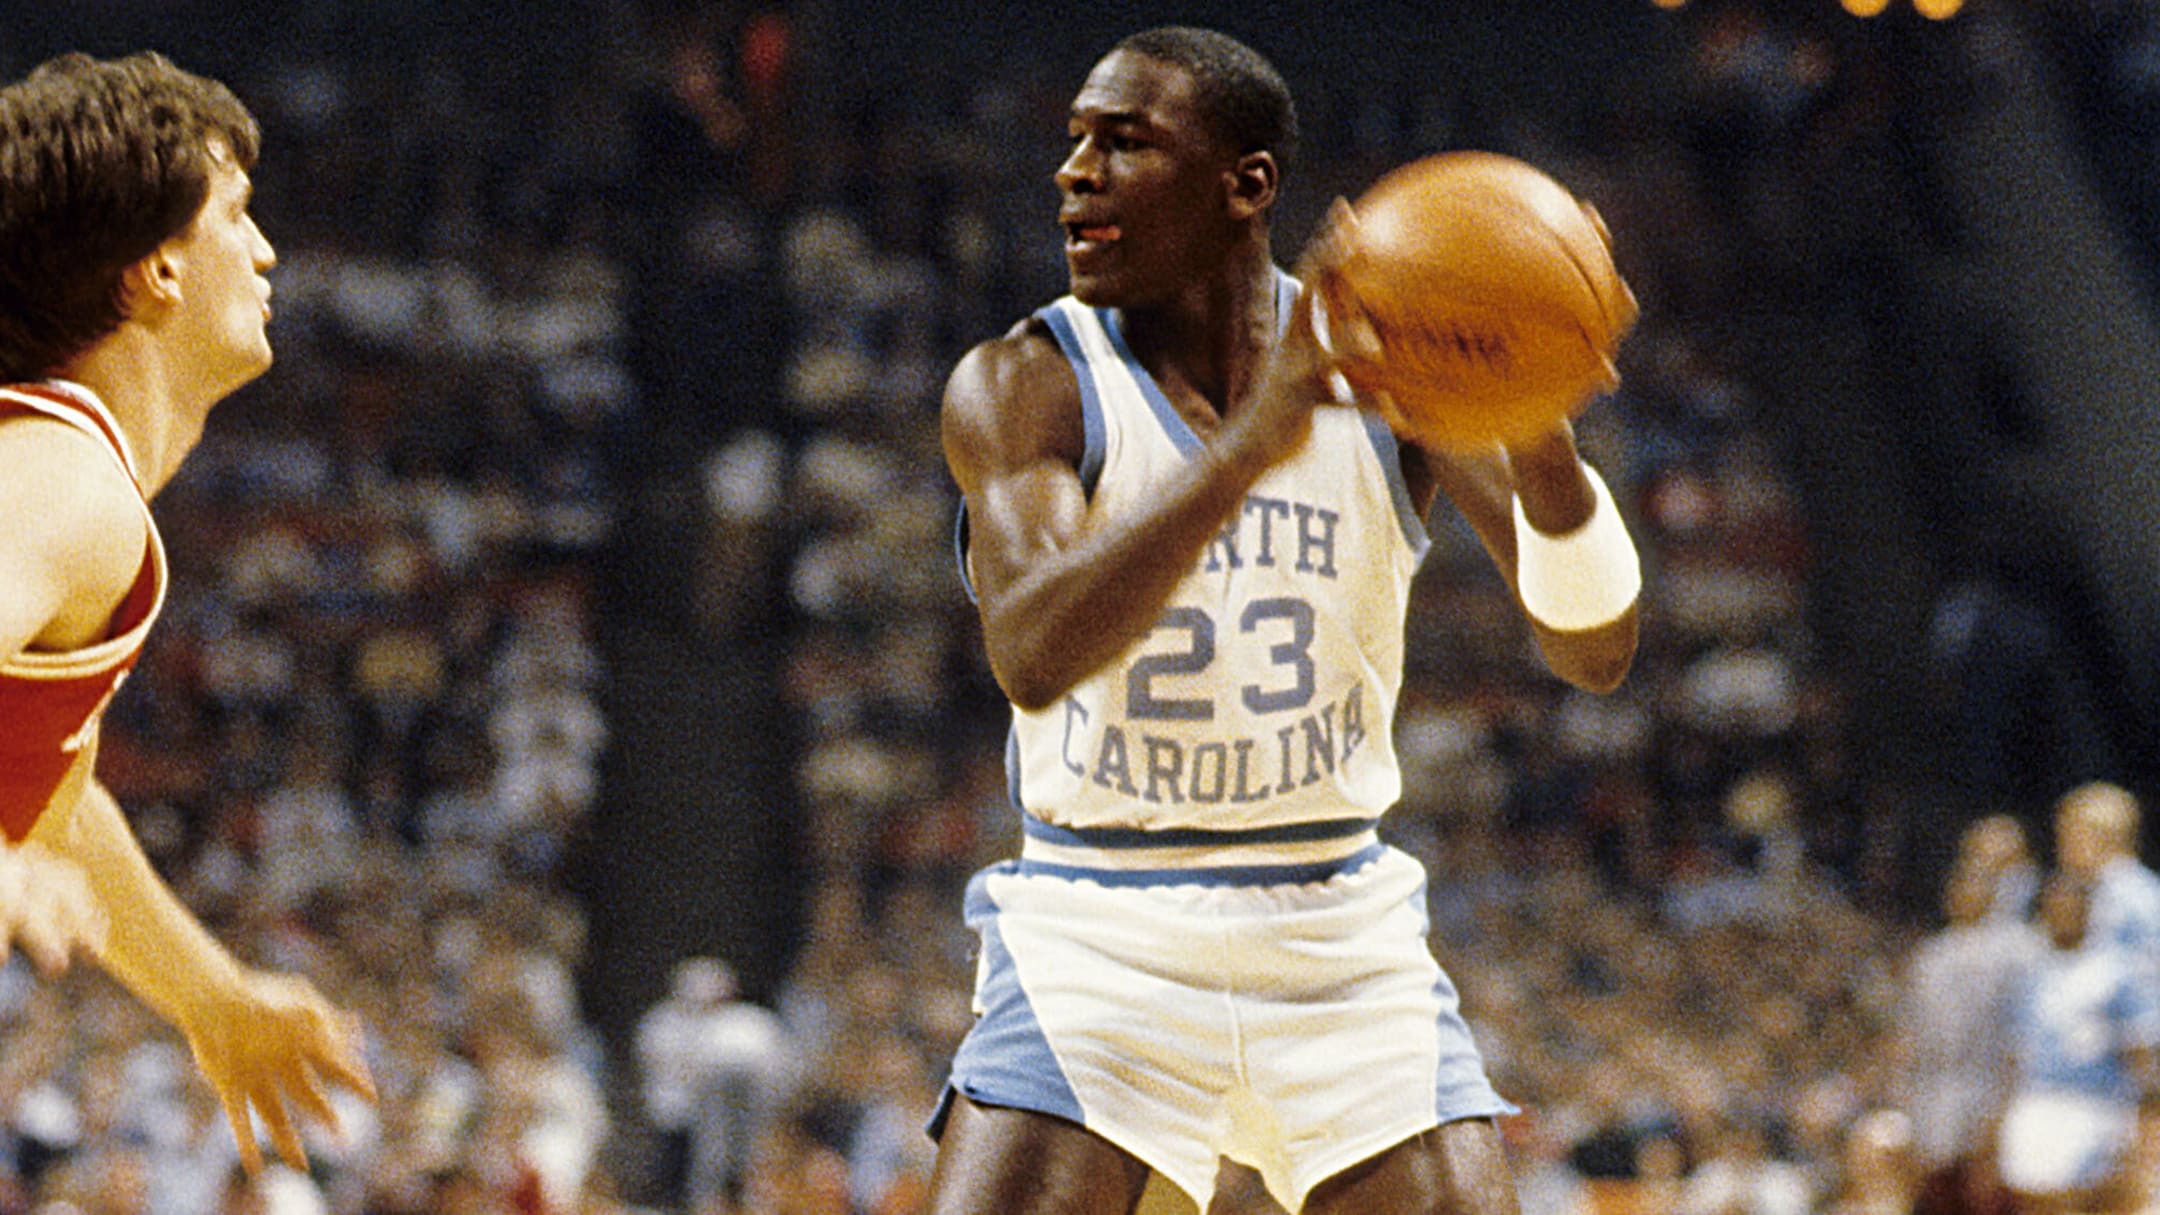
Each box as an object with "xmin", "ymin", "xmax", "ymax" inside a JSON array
[{"xmin": 1513, "ymin": 466, "xmax": 1640, "ymax": 631}]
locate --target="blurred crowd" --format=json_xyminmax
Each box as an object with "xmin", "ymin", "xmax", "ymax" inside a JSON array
[{"xmin": 2, "ymin": 1, "xmax": 2158, "ymax": 1214}]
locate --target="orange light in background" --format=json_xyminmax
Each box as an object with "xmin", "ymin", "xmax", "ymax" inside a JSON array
[{"xmin": 1641, "ymin": 0, "xmax": 1965, "ymax": 17}]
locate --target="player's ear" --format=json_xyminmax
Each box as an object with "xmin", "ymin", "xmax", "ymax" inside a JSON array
[
  {"xmin": 1226, "ymin": 150, "xmax": 1278, "ymax": 221},
  {"xmin": 118, "ymin": 245, "xmax": 185, "ymax": 321}
]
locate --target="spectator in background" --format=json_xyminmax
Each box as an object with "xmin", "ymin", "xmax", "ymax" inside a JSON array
[
  {"xmin": 1819, "ymin": 1108, "xmax": 1924, "ymax": 1215},
  {"xmin": 2054, "ymin": 781, "xmax": 2160, "ymax": 966},
  {"xmin": 1960, "ymin": 813, "xmax": 2038, "ymax": 925},
  {"xmin": 1996, "ymin": 873, "xmax": 2160, "ymax": 1215},
  {"xmin": 1897, "ymin": 824, "xmax": 2040, "ymax": 1215},
  {"xmin": 1675, "ymin": 1112, "xmax": 1812, "ymax": 1215},
  {"xmin": 635, "ymin": 956, "xmax": 789, "ymax": 1213}
]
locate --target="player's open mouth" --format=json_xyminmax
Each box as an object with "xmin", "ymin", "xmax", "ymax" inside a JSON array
[{"xmin": 1065, "ymin": 222, "xmax": 1122, "ymax": 252}]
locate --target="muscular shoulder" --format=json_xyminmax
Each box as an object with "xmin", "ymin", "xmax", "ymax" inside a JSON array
[
  {"xmin": 0, "ymin": 416, "xmax": 149, "ymax": 651},
  {"xmin": 940, "ymin": 317, "xmax": 1085, "ymax": 490},
  {"xmin": 0, "ymin": 414, "xmax": 142, "ymax": 540}
]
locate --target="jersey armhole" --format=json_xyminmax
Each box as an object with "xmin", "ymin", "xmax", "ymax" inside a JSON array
[{"xmin": 954, "ymin": 307, "xmax": 1110, "ymax": 602}]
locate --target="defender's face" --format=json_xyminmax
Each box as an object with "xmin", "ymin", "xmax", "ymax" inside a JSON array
[
  {"xmin": 164, "ymin": 141, "xmax": 276, "ymax": 400},
  {"xmin": 1057, "ymin": 51, "xmax": 1238, "ymax": 307}
]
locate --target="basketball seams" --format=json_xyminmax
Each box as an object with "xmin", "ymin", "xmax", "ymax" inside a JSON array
[{"xmin": 1524, "ymin": 204, "xmax": 1635, "ymax": 351}]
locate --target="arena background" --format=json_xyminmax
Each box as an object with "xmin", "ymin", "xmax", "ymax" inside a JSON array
[{"xmin": 3, "ymin": 1, "xmax": 2158, "ymax": 1212}]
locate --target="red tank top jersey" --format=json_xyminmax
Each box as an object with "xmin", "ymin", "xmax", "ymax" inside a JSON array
[{"xmin": 0, "ymin": 383, "xmax": 165, "ymax": 841}]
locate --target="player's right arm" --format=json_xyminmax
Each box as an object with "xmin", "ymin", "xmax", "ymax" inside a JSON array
[{"xmin": 942, "ymin": 322, "xmax": 1296, "ymax": 711}]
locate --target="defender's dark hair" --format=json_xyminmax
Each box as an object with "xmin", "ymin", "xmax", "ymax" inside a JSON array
[
  {"xmin": 1114, "ymin": 26, "xmax": 1298, "ymax": 177},
  {"xmin": 0, "ymin": 52, "xmax": 260, "ymax": 381}
]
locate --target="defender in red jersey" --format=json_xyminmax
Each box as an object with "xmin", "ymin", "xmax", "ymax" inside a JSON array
[{"xmin": 0, "ymin": 52, "xmax": 374, "ymax": 1175}]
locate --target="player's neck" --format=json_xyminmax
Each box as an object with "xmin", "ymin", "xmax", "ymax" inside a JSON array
[
  {"xmin": 56, "ymin": 329, "xmax": 206, "ymax": 496},
  {"xmin": 1121, "ymin": 241, "xmax": 1278, "ymax": 415}
]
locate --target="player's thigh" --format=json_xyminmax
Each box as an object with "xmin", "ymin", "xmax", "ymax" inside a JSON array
[
  {"xmin": 1302, "ymin": 1118, "xmax": 1519, "ymax": 1215},
  {"xmin": 927, "ymin": 1094, "xmax": 1154, "ymax": 1215}
]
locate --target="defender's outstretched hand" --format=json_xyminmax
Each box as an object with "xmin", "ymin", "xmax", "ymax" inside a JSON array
[{"xmin": 183, "ymin": 968, "xmax": 377, "ymax": 1174}]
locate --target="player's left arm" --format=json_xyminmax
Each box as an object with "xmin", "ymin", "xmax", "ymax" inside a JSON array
[
  {"xmin": 1413, "ymin": 422, "xmax": 1639, "ymax": 693},
  {"xmin": 25, "ymin": 776, "xmax": 376, "ymax": 1173}
]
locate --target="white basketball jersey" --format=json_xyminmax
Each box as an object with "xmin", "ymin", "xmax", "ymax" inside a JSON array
[{"xmin": 999, "ymin": 273, "xmax": 1430, "ymax": 842}]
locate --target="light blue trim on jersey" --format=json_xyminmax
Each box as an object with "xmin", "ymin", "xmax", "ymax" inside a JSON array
[
  {"xmin": 960, "ymin": 273, "xmax": 1405, "ymax": 599},
  {"xmin": 1273, "ymin": 268, "xmax": 1301, "ymax": 340},
  {"xmin": 1271, "ymin": 266, "xmax": 1430, "ymax": 557},
  {"xmin": 1093, "ymin": 269, "xmax": 1302, "ymax": 463},
  {"xmin": 953, "ymin": 509, "xmax": 978, "ymax": 603},
  {"xmin": 1016, "ymin": 841, "xmax": 1388, "ymax": 889},
  {"xmin": 1060, "ymin": 270, "xmax": 1306, "ymax": 468},
  {"xmin": 1020, "ymin": 812, "xmax": 1382, "ymax": 849},
  {"xmin": 1361, "ymin": 413, "xmax": 1432, "ymax": 558},
  {"xmin": 1035, "ymin": 303, "xmax": 1113, "ymax": 493},
  {"xmin": 1098, "ymin": 308, "xmax": 1206, "ymax": 459},
  {"xmin": 1005, "ymin": 727, "xmax": 1027, "ymax": 817},
  {"xmin": 953, "ymin": 304, "xmax": 1116, "ymax": 606}
]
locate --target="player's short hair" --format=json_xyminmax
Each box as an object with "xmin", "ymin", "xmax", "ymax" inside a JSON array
[
  {"xmin": 1114, "ymin": 26, "xmax": 1298, "ymax": 177},
  {"xmin": 0, "ymin": 52, "xmax": 260, "ymax": 382}
]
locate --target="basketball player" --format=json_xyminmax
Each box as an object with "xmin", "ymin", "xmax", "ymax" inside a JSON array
[
  {"xmin": 0, "ymin": 51, "xmax": 374, "ymax": 1173},
  {"xmin": 931, "ymin": 26, "xmax": 1640, "ymax": 1215}
]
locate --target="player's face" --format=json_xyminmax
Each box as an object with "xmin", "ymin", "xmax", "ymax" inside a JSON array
[
  {"xmin": 1057, "ymin": 51, "xmax": 1239, "ymax": 306},
  {"xmin": 162, "ymin": 140, "xmax": 277, "ymax": 401}
]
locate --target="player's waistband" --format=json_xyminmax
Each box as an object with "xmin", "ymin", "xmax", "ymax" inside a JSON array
[{"xmin": 1016, "ymin": 813, "xmax": 1384, "ymax": 885}]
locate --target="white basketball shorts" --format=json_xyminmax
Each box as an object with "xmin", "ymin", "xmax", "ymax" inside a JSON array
[{"xmin": 933, "ymin": 841, "xmax": 1515, "ymax": 1211}]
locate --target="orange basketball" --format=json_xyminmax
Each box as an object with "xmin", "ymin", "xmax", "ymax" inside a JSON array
[{"xmin": 1317, "ymin": 151, "xmax": 1638, "ymax": 451}]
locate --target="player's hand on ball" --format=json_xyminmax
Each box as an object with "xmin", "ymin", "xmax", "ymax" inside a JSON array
[
  {"xmin": 1304, "ymin": 201, "xmax": 1418, "ymax": 435},
  {"xmin": 1302, "ymin": 197, "xmax": 1385, "ymax": 361},
  {"xmin": 0, "ymin": 842, "xmax": 106, "ymax": 975},
  {"xmin": 1228, "ymin": 205, "xmax": 1366, "ymax": 471},
  {"xmin": 183, "ymin": 967, "xmax": 377, "ymax": 1174}
]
